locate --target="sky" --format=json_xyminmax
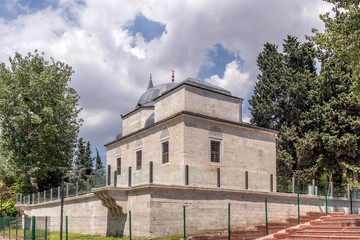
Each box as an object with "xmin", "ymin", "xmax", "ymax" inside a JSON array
[{"xmin": 0, "ymin": 0, "xmax": 333, "ymax": 164}]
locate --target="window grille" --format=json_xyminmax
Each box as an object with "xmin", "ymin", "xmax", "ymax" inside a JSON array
[
  {"xmin": 136, "ymin": 150, "xmax": 142, "ymax": 170},
  {"xmin": 210, "ymin": 140, "xmax": 221, "ymax": 163},
  {"xmin": 116, "ymin": 157, "xmax": 121, "ymax": 175},
  {"xmin": 162, "ymin": 141, "xmax": 169, "ymax": 164}
]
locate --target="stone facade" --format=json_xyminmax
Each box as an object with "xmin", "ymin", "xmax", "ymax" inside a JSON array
[{"xmin": 106, "ymin": 78, "xmax": 277, "ymax": 191}]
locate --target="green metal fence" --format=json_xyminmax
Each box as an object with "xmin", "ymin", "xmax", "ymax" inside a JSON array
[{"xmin": 0, "ymin": 216, "xmax": 51, "ymax": 240}]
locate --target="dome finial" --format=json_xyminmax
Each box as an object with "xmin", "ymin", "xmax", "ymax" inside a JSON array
[
  {"xmin": 171, "ymin": 70, "xmax": 175, "ymax": 83},
  {"xmin": 147, "ymin": 73, "xmax": 154, "ymax": 90}
]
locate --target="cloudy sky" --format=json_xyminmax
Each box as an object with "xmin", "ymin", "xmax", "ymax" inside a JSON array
[{"xmin": 0, "ymin": 0, "xmax": 332, "ymax": 163}]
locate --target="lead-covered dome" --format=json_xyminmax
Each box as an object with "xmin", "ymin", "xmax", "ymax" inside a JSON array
[{"xmin": 135, "ymin": 82, "xmax": 178, "ymax": 109}]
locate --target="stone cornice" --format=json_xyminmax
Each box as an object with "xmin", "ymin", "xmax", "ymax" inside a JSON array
[{"xmin": 105, "ymin": 111, "xmax": 278, "ymax": 147}]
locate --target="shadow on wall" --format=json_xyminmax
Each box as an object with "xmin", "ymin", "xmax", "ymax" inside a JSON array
[{"xmin": 107, "ymin": 213, "xmax": 127, "ymax": 237}]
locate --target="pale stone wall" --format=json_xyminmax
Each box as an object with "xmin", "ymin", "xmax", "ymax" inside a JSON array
[
  {"xmin": 153, "ymin": 85, "xmax": 242, "ymax": 123},
  {"xmin": 106, "ymin": 117, "xmax": 186, "ymax": 187},
  {"xmin": 148, "ymin": 187, "xmax": 358, "ymax": 238},
  {"xmin": 17, "ymin": 185, "xmax": 360, "ymax": 238},
  {"xmin": 154, "ymin": 86, "xmax": 185, "ymax": 122},
  {"xmin": 121, "ymin": 108, "xmax": 154, "ymax": 136},
  {"xmin": 184, "ymin": 85, "xmax": 242, "ymax": 122},
  {"xmin": 107, "ymin": 115, "xmax": 276, "ymax": 191},
  {"xmin": 184, "ymin": 116, "xmax": 276, "ymax": 191}
]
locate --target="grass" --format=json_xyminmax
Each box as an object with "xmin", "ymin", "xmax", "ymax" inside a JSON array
[{"xmin": 0, "ymin": 228, "xmax": 184, "ymax": 240}]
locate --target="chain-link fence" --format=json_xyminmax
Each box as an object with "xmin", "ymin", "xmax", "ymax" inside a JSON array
[{"xmin": 0, "ymin": 216, "xmax": 51, "ymax": 240}]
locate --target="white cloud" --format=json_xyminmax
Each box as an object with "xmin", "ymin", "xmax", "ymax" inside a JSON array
[
  {"xmin": 206, "ymin": 60, "xmax": 251, "ymax": 98},
  {"xmin": 0, "ymin": 0, "xmax": 333, "ymax": 156}
]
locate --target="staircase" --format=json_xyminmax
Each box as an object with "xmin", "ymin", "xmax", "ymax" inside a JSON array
[
  {"xmin": 190, "ymin": 212, "xmax": 325, "ymax": 240},
  {"xmin": 265, "ymin": 212, "xmax": 360, "ymax": 240}
]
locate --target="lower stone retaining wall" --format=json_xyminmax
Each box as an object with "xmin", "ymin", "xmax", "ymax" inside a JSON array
[{"xmin": 15, "ymin": 184, "xmax": 359, "ymax": 238}]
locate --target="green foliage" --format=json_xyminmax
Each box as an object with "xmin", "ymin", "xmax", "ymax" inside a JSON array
[
  {"xmin": 341, "ymin": 162, "xmax": 360, "ymax": 189},
  {"xmin": 95, "ymin": 148, "xmax": 104, "ymax": 171},
  {"xmin": 295, "ymin": 50, "xmax": 360, "ymax": 182},
  {"xmin": 0, "ymin": 50, "xmax": 82, "ymax": 193},
  {"xmin": 249, "ymin": 36, "xmax": 317, "ymax": 180},
  {"xmin": 2, "ymin": 197, "xmax": 18, "ymax": 217},
  {"xmin": 251, "ymin": 34, "xmax": 360, "ymax": 183},
  {"xmin": 0, "ymin": 183, "xmax": 18, "ymax": 217},
  {"xmin": 309, "ymin": 0, "xmax": 360, "ymax": 91},
  {"xmin": 73, "ymin": 137, "xmax": 94, "ymax": 180}
]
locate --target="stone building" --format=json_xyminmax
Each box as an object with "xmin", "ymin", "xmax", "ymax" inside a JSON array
[
  {"xmin": 17, "ymin": 76, "xmax": 285, "ymax": 238},
  {"xmin": 105, "ymin": 77, "xmax": 277, "ymax": 191}
]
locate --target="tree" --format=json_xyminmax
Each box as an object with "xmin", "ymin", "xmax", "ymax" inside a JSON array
[
  {"xmin": 296, "ymin": 50, "xmax": 360, "ymax": 184},
  {"xmin": 249, "ymin": 36, "xmax": 317, "ymax": 182},
  {"xmin": 0, "ymin": 50, "xmax": 82, "ymax": 193},
  {"xmin": 310, "ymin": 0, "xmax": 360, "ymax": 91},
  {"xmin": 74, "ymin": 137, "xmax": 94, "ymax": 180},
  {"xmin": 95, "ymin": 148, "xmax": 104, "ymax": 171}
]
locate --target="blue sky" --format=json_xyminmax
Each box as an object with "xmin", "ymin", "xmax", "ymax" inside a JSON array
[{"xmin": 0, "ymin": 0, "xmax": 332, "ymax": 164}]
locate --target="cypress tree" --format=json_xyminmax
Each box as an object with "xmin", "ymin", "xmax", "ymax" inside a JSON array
[{"xmin": 249, "ymin": 36, "xmax": 317, "ymax": 183}]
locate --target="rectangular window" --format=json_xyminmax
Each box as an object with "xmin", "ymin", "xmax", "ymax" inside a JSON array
[
  {"xmin": 136, "ymin": 150, "xmax": 142, "ymax": 170},
  {"xmin": 210, "ymin": 140, "xmax": 221, "ymax": 163},
  {"xmin": 162, "ymin": 141, "xmax": 169, "ymax": 164},
  {"xmin": 116, "ymin": 157, "xmax": 121, "ymax": 175}
]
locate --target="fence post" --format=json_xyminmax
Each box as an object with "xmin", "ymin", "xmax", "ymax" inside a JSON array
[
  {"xmin": 270, "ymin": 174, "xmax": 273, "ymax": 192},
  {"xmin": 183, "ymin": 206, "xmax": 186, "ymax": 240},
  {"xmin": 185, "ymin": 165, "xmax": 189, "ymax": 185},
  {"xmin": 217, "ymin": 168, "xmax": 220, "ymax": 188},
  {"xmin": 325, "ymin": 188, "xmax": 328, "ymax": 215},
  {"xmin": 297, "ymin": 190, "xmax": 300, "ymax": 224},
  {"xmin": 149, "ymin": 161, "xmax": 153, "ymax": 183},
  {"xmin": 76, "ymin": 182, "xmax": 79, "ymax": 196},
  {"xmin": 129, "ymin": 211, "xmax": 132, "ymax": 240},
  {"xmin": 292, "ymin": 177, "xmax": 295, "ymax": 194},
  {"xmin": 66, "ymin": 216, "xmax": 68, "ymax": 240},
  {"xmin": 312, "ymin": 179, "xmax": 315, "ymax": 195},
  {"xmin": 44, "ymin": 190, "xmax": 46, "ymax": 202},
  {"xmin": 245, "ymin": 171, "xmax": 248, "ymax": 190},
  {"xmin": 23, "ymin": 217, "xmax": 26, "ymax": 240},
  {"xmin": 330, "ymin": 182, "xmax": 333, "ymax": 197},
  {"xmin": 8, "ymin": 219, "xmax": 11, "ymax": 240},
  {"xmin": 50, "ymin": 189, "xmax": 53, "ymax": 201},
  {"xmin": 1, "ymin": 218, "xmax": 3, "ymax": 236},
  {"xmin": 265, "ymin": 198, "xmax": 268, "ymax": 235},
  {"xmin": 37, "ymin": 192, "xmax": 40, "ymax": 204},
  {"xmin": 128, "ymin": 167, "xmax": 132, "ymax": 187},
  {"xmin": 107, "ymin": 165, "xmax": 111, "ymax": 186},
  {"xmin": 86, "ymin": 179, "xmax": 90, "ymax": 193},
  {"xmin": 66, "ymin": 183, "xmax": 69, "ymax": 198},
  {"xmin": 31, "ymin": 216, "xmax": 35, "ymax": 240},
  {"xmin": 113, "ymin": 171, "xmax": 117, "ymax": 187},
  {"xmin": 20, "ymin": 194, "xmax": 22, "ymax": 204},
  {"xmin": 45, "ymin": 216, "xmax": 48, "ymax": 240},
  {"xmin": 347, "ymin": 184, "xmax": 350, "ymax": 198},
  {"xmin": 228, "ymin": 203, "xmax": 231, "ymax": 240},
  {"xmin": 350, "ymin": 189, "xmax": 353, "ymax": 214},
  {"xmin": 58, "ymin": 187, "xmax": 60, "ymax": 199},
  {"xmin": 16, "ymin": 217, "xmax": 18, "ymax": 240}
]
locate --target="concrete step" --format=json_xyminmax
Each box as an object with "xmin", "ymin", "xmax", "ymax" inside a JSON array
[
  {"xmin": 286, "ymin": 234, "xmax": 360, "ymax": 239},
  {"xmin": 191, "ymin": 212, "xmax": 325, "ymax": 240},
  {"xmin": 310, "ymin": 220, "xmax": 360, "ymax": 227},
  {"xmin": 294, "ymin": 230, "xmax": 360, "ymax": 236}
]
